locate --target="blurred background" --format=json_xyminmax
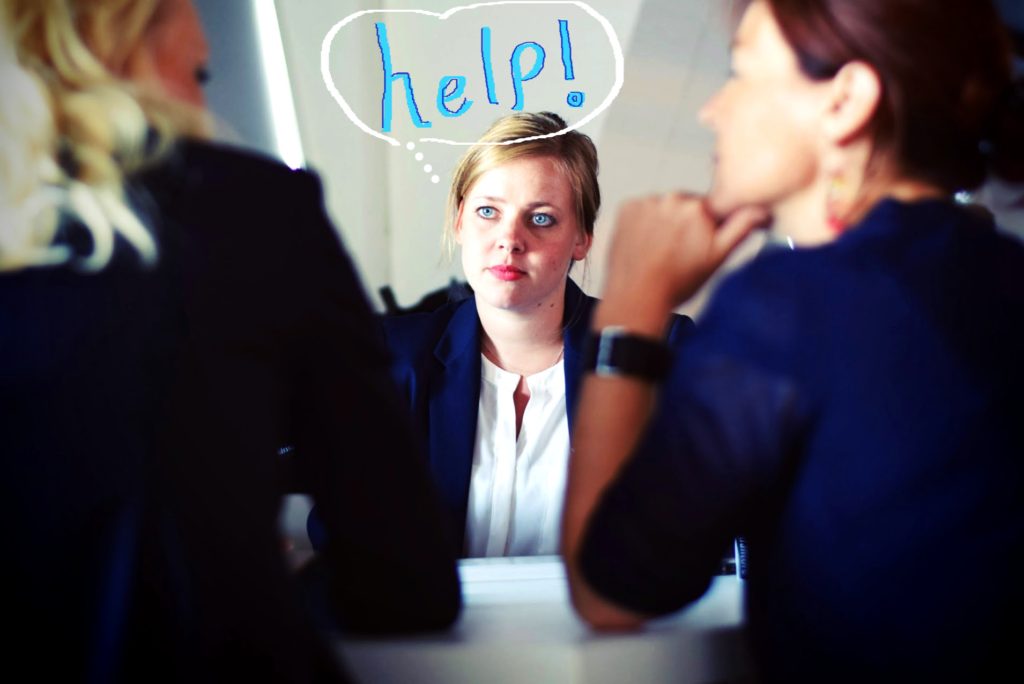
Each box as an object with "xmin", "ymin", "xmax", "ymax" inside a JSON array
[{"xmin": 196, "ymin": 0, "xmax": 1024, "ymax": 316}]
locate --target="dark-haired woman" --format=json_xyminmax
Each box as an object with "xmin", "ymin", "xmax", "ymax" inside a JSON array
[{"xmin": 563, "ymin": 0, "xmax": 1024, "ymax": 681}]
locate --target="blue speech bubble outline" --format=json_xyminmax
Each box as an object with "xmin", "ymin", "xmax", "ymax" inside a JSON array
[{"xmin": 320, "ymin": 1, "xmax": 625, "ymax": 147}]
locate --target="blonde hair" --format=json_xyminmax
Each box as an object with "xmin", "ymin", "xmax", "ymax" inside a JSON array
[
  {"xmin": 444, "ymin": 112, "xmax": 600, "ymax": 256},
  {"xmin": 0, "ymin": 0, "xmax": 209, "ymax": 272}
]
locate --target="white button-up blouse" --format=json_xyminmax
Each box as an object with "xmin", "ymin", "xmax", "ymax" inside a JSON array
[{"xmin": 463, "ymin": 354, "xmax": 570, "ymax": 557}]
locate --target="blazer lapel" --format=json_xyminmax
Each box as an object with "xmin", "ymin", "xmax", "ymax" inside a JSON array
[
  {"xmin": 562, "ymin": 279, "xmax": 595, "ymax": 436},
  {"xmin": 429, "ymin": 298, "xmax": 482, "ymax": 551}
]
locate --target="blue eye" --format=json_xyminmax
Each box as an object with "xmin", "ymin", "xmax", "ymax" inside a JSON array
[
  {"xmin": 476, "ymin": 206, "xmax": 497, "ymax": 219},
  {"xmin": 531, "ymin": 213, "xmax": 555, "ymax": 227}
]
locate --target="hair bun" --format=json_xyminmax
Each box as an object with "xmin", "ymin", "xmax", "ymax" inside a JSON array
[{"xmin": 538, "ymin": 111, "xmax": 568, "ymax": 129}]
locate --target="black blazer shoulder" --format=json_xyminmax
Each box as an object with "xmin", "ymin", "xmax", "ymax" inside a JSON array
[
  {"xmin": 141, "ymin": 141, "xmax": 464, "ymax": 663},
  {"xmin": 140, "ymin": 139, "xmax": 323, "ymax": 204}
]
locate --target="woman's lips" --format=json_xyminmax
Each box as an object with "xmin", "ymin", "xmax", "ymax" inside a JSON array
[{"xmin": 488, "ymin": 265, "xmax": 526, "ymax": 281}]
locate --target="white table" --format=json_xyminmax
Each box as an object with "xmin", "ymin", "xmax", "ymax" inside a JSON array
[{"xmin": 334, "ymin": 556, "xmax": 753, "ymax": 684}]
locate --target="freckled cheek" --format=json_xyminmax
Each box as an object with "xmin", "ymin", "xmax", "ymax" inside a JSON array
[
  {"xmin": 461, "ymin": 235, "xmax": 496, "ymax": 273},
  {"xmin": 460, "ymin": 244, "xmax": 481, "ymax": 271},
  {"xmin": 535, "ymin": 247, "xmax": 575, "ymax": 275}
]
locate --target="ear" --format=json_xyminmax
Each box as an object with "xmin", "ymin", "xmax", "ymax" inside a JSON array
[
  {"xmin": 572, "ymin": 230, "xmax": 593, "ymax": 261},
  {"xmin": 822, "ymin": 61, "xmax": 882, "ymax": 145}
]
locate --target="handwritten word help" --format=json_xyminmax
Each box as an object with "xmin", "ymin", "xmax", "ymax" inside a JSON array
[
  {"xmin": 376, "ymin": 19, "xmax": 583, "ymax": 133},
  {"xmin": 321, "ymin": 2, "xmax": 623, "ymax": 147}
]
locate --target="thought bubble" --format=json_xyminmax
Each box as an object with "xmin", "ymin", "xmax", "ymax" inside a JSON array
[{"xmin": 320, "ymin": 1, "xmax": 624, "ymax": 148}]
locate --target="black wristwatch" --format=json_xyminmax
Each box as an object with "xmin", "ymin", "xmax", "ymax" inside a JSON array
[{"xmin": 582, "ymin": 326, "xmax": 673, "ymax": 382}]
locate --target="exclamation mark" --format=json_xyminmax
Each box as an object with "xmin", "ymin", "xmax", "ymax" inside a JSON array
[{"xmin": 560, "ymin": 19, "xmax": 585, "ymax": 108}]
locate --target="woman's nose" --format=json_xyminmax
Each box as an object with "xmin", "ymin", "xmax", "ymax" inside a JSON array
[{"xmin": 495, "ymin": 217, "xmax": 525, "ymax": 252}]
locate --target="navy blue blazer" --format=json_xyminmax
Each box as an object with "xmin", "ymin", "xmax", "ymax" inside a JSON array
[
  {"xmin": 383, "ymin": 279, "xmax": 694, "ymax": 553},
  {"xmin": 578, "ymin": 199, "xmax": 1024, "ymax": 682}
]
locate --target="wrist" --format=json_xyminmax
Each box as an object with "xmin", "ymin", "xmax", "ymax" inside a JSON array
[
  {"xmin": 583, "ymin": 325, "xmax": 673, "ymax": 382},
  {"xmin": 592, "ymin": 293, "xmax": 675, "ymax": 338}
]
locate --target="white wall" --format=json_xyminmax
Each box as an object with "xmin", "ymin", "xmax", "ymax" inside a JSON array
[
  {"xmin": 274, "ymin": 1, "xmax": 392, "ymax": 304},
  {"xmin": 195, "ymin": 1, "xmax": 278, "ymax": 156}
]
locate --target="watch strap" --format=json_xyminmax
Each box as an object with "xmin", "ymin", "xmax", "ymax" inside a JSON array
[{"xmin": 582, "ymin": 326, "xmax": 672, "ymax": 381}]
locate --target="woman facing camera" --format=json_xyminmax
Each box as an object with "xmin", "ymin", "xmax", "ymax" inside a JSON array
[
  {"xmin": 385, "ymin": 112, "xmax": 692, "ymax": 557},
  {"xmin": 563, "ymin": 0, "xmax": 1024, "ymax": 681}
]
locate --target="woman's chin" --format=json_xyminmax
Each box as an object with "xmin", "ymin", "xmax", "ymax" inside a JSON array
[
  {"xmin": 476, "ymin": 287, "xmax": 523, "ymax": 312},
  {"xmin": 704, "ymin": 190, "xmax": 738, "ymax": 223},
  {"xmin": 706, "ymin": 188, "xmax": 774, "ymax": 227}
]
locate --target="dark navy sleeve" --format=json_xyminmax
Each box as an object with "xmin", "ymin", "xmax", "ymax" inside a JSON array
[
  {"xmin": 578, "ymin": 257, "xmax": 807, "ymax": 615},
  {"xmin": 380, "ymin": 312, "xmax": 439, "ymax": 408}
]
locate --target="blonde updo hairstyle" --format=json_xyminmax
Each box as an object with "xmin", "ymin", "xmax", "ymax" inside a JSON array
[
  {"xmin": 0, "ymin": 0, "xmax": 209, "ymax": 272},
  {"xmin": 444, "ymin": 111, "xmax": 600, "ymax": 258}
]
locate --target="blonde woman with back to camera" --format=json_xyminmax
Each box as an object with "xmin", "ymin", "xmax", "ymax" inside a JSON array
[{"xmin": 1, "ymin": 1, "xmax": 459, "ymax": 681}]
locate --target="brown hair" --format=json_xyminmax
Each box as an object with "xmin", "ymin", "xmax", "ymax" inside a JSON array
[
  {"xmin": 757, "ymin": 0, "xmax": 1024, "ymax": 191},
  {"xmin": 444, "ymin": 112, "xmax": 600, "ymax": 255}
]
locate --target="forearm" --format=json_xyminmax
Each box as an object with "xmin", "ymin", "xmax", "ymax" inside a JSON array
[
  {"xmin": 562, "ymin": 295, "xmax": 675, "ymax": 629},
  {"xmin": 562, "ymin": 194, "xmax": 763, "ymax": 627}
]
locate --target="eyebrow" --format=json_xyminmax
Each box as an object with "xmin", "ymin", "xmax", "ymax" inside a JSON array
[{"xmin": 469, "ymin": 196, "xmax": 562, "ymax": 211}]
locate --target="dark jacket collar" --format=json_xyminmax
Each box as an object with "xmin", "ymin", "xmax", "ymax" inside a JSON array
[{"xmin": 432, "ymin": 278, "xmax": 594, "ymax": 379}]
